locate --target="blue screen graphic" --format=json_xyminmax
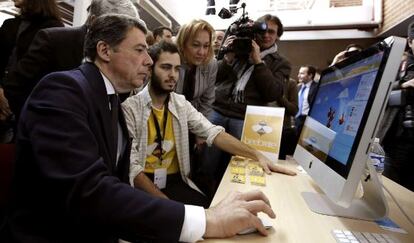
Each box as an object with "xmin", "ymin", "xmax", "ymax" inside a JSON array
[{"xmin": 308, "ymin": 52, "xmax": 384, "ymax": 165}]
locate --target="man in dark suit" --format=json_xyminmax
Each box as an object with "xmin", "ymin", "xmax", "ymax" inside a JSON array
[
  {"xmin": 3, "ymin": 0, "xmax": 140, "ymax": 120},
  {"xmin": 295, "ymin": 65, "xmax": 318, "ymax": 135},
  {"xmin": 0, "ymin": 14, "xmax": 277, "ymax": 243}
]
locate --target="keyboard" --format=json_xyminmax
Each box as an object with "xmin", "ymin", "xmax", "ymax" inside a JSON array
[{"xmin": 332, "ymin": 229, "xmax": 397, "ymax": 243}]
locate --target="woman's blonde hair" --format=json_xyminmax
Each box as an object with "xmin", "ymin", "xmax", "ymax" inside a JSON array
[{"xmin": 176, "ymin": 19, "xmax": 215, "ymax": 65}]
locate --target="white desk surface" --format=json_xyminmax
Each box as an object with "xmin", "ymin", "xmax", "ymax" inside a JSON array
[{"xmin": 205, "ymin": 158, "xmax": 414, "ymax": 242}]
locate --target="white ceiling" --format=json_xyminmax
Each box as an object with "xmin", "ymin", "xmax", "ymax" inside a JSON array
[
  {"xmin": 156, "ymin": 0, "xmax": 382, "ymax": 40},
  {"xmin": 2, "ymin": 0, "xmax": 405, "ymax": 41}
]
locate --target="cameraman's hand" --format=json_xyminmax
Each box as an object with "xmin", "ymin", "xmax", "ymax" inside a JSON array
[
  {"xmin": 330, "ymin": 51, "xmax": 347, "ymax": 66},
  {"xmin": 223, "ymin": 35, "xmax": 236, "ymax": 65},
  {"xmin": 250, "ymin": 40, "xmax": 262, "ymax": 65},
  {"xmin": 401, "ymin": 78, "xmax": 414, "ymax": 88}
]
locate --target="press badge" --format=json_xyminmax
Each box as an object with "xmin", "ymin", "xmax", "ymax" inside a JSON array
[{"xmin": 154, "ymin": 168, "xmax": 167, "ymax": 189}]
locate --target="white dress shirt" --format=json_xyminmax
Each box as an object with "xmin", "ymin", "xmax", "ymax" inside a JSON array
[
  {"xmin": 180, "ymin": 205, "xmax": 206, "ymax": 242},
  {"xmin": 301, "ymin": 81, "xmax": 313, "ymax": 116}
]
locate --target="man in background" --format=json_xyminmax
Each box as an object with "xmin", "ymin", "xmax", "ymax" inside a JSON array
[
  {"xmin": 295, "ymin": 65, "xmax": 318, "ymax": 135},
  {"xmin": 213, "ymin": 30, "xmax": 225, "ymax": 56},
  {"xmin": 153, "ymin": 26, "xmax": 173, "ymax": 44}
]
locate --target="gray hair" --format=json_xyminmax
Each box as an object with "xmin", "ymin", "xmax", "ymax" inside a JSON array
[
  {"xmin": 88, "ymin": 0, "xmax": 146, "ymax": 28},
  {"xmin": 84, "ymin": 14, "xmax": 147, "ymax": 61}
]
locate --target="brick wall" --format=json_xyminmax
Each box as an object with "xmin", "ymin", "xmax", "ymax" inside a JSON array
[
  {"xmin": 381, "ymin": 0, "xmax": 414, "ymax": 34},
  {"xmin": 329, "ymin": 0, "xmax": 362, "ymax": 8}
]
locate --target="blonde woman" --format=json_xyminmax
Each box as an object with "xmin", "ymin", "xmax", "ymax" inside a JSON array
[
  {"xmin": 175, "ymin": 19, "xmax": 217, "ymax": 118},
  {"xmin": 174, "ymin": 20, "xmax": 219, "ymax": 194}
]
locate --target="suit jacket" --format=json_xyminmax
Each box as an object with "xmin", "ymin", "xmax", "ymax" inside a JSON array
[
  {"xmin": 1, "ymin": 63, "xmax": 185, "ymax": 243},
  {"xmin": 268, "ymin": 78, "xmax": 298, "ymax": 128},
  {"xmin": 3, "ymin": 25, "xmax": 86, "ymax": 118}
]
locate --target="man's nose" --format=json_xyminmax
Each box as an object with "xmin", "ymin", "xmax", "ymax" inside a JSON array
[
  {"xmin": 171, "ymin": 68, "xmax": 179, "ymax": 78},
  {"xmin": 145, "ymin": 52, "xmax": 153, "ymax": 66},
  {"xmin": 199, "ymin": 47, "xmax": 207, "ymax": 55}
]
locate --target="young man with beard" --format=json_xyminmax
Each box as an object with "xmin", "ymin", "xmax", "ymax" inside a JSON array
[{"xmin": 122, "ymin": 41, "xmax": 296, "ymax": 207}]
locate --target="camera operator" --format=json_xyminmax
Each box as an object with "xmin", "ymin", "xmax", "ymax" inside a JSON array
[
  {"xmin": 198, "ymin": 14, "xmax": 290, "ymax": 196},
  {"xmin": 379, "ymin": 22, "xmax": 414, "ymax": 191}
]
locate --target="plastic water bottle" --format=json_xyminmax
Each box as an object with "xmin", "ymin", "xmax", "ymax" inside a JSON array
[{"xmin": 369, "ymin": 137, "xmax": 385, "ymax": 174}]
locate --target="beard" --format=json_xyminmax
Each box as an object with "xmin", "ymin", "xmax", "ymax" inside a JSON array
[{"xmin": 150, "ymin": 74, "xmax": 174, "ymax": 95}]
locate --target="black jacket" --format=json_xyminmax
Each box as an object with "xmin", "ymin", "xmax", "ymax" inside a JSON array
[
  {"xmin": 0, "ymin": 15, "xmax": 63, "ymax": 84},
  {"xmin": 214, "ymin": 51, "xmax": 290, "ymax": 119},
  {"xmin": 3, "ymin": 25, "xmax": 86, "ymax": 118}
]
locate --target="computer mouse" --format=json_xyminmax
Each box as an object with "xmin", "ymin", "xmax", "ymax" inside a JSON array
[{"xmin": 237, "ymin": 217, "xmax": 273, "ymax": 235}]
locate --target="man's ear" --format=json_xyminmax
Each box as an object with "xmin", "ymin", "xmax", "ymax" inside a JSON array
[
  {"xmin": 96, "ymin": 40, "xmax": 111, "ymax": 62},
  {"xmin": 155, "ymin": 36, "xmax": 162, "ymax": 43}
]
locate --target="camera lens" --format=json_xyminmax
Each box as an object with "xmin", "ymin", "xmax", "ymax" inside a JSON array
[{"xmin": 254, "ymin": 21, "xmax": 267, "ymax": 32}]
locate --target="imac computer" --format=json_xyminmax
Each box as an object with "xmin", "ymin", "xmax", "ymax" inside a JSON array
[{"xmin": 293, "ymin": 36, "xmax": 406, "ymax": 220}]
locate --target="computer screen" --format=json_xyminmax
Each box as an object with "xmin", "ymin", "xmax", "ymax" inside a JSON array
[
  {"xmin": 301, "ymin": 50, "xmax": 385, "ymax": 178},
  {"xmin": 293, "ymin": 36, "xmax": 406, "ymax": 219}
]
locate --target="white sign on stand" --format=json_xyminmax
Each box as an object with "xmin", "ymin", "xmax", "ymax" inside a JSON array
[{"xmin": 241, "ymin": 105, "xmax": 285, "ymax": 162}]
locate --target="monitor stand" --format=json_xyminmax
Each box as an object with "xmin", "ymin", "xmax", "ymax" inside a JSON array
[{"xmin": 301, "ymin": 160, "xmax": 388, "ymax": 221}]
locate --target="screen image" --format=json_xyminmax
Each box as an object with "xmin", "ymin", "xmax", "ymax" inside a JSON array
[
  {"xmin": 294, "ymin": 36, "xmax": 405, "ymax": 214},
  {"xmin": 300, "ymin": 51, "xmax": 385, "ymax": 177},
  {"xmin": 298, "ymin": 117, "xmax": 336, "ymax": 162}
]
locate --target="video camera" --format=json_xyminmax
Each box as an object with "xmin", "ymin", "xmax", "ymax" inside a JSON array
[
  {"xmin": 217, "ymin": 3, "xmax": 267, "ymax": 59},
  {"xmin": 388, "ymin": 61, "xmax": 414, "ymax": 128},
  {"xmin": 388, "ymin": 88, "xmax": 414, "ymax": 107}
]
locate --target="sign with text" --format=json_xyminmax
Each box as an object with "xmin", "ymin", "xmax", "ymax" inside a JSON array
[{"xmin": 241, "ymin": 106, "xmax": 285, "ymax": 162}]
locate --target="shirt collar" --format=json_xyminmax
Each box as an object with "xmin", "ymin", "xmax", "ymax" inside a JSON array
[
  {"xmin": 141, "ymin": 85, "xmax": 152, "ymax": 106},
  {"xmin": 100, "ymin": 71, "xmax": 116, "ymax": 95},
  {"xmin": 304, "ymin": 80, "xmax": 313, "ymax": 88}
]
